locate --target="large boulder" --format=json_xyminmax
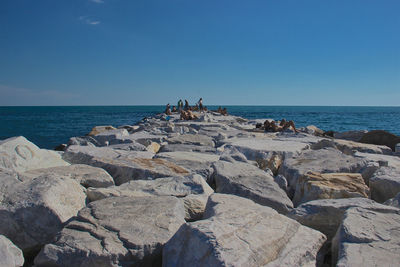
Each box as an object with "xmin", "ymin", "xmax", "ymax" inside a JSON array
[
  {"xmin": 369, "ymin": 166, "xmax": 400, "ymax": 203},
  {"xmin": 384, "ymin": 192, "xmax": 400, "ymax": 208},
  {"xmin": 292, "ymin": 172, "xmax": 369, "ymax": 206},
  {"xmin": 163, "ymin": 194, "xmax": 326, "ymax": 267},
  {"xmin": 311, "ymin": 138, "xmax": 392, "ymax": 155},
  {"xmin": 19, "ymin": 164, "xmax": 115, "ymax": 188},
  {"xmin": 0, "ymin": 176, "xmax": 86, "ymax": 255},
  {"xmin": 289, "ymin": 198, "xmax": 398, "ymax": 241},
  {"xmin": 332, "ymin": 207, "xmax": 400, "ymax": 266},
  {"xmin": 87, "ymin": 174, "xmax": 213, "ymax": 221},
  {"xmin": 87, "ymin": 125, "xmax": 116, "ymax": 136},
  {"xmin": 34, "ymin": 196, "xmax": 186, "ymax": 267},
  {"xmin": 0, "ymin": 136, "xmax": 69, "ymax": 172},
  {"xmin": 359, "ymin": 130, "xmax": 400, "ymax": 151},
  {"xmin": 159, "ymin": 143, "xmax": 216, "ymax": 153},
  {"xmin": 212, "ymin": 161, "xmax": 293, "ymax": 214},
  {"xmin": 0, "ymin": 168, "xmax": 21, "ymax": 201},
  {"xmin": 63, "ymin": 145, "xmax": 189, "ymax": 185},
  {"xmin": 0, "ymin": 235, "xmax": 24, "ymax": 267},
  {"xmin": 333, "ymin": 130, "xmax": 368, "ymax": 142},
  {"xmin": 166, "ymin": 134, "xmax": 215, "ymax": 147}
]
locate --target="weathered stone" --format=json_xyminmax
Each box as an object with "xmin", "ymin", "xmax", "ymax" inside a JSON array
[
  {"xmin": 267, "ymin": 154, "xmax": 283, "ymax": 175},
  {"xmin": 163, "ymin": 194, "xmax": 326, "ymax": 267},
  {"xmin": 274, "ymin": 174, "xmax": 288, "ymax": 192},
  {"xmin": 0, "ymin": 235, "xmax": 24, "ymax": 267},
  {"xmin": 87, "ymin": 125, "xmax": 116, "ymax": 136},
  {"xmin": 289, "ymin": 198, "xmax": 398, "ymax": 241},
  {"xmin": 154, "ymin": 152, "xmax": 219, "ymax": 181},
  {"xmin": 20, "ymin": 164, "xmax": 114, "ymax": 188},
  {"xmin": 292, "ymin": 172, "xmax": 369, "ymax": 206},
  {"xmin": 0, "ymin": 136, "xmax": 69, "ymax": 172},
  {"xmin": 311, "ymin": 138, "xmax": 392, "ymax": 155},
  {"xmin": 34, "ymin": 196, "xmax": 186, "ymax": 267},
  {"xmin": 384, "ymin": 192, "xmax": 400, "ymax": 208},
  {"xmin": 146, "ymin": 142, "xmax": 160, "ymax": 153},
  {"xmin": 0, "ymin": 176, "xmax": 86, "ymax": 255},
  {"xmin": 303, "ymin": 125, "xmax": 325, "ymax": 136},
  {"xmin": 0, "ymin": 168, "xmax": 21, "ymax": 202},
  {"xmin": 87, "ymin": 174, "xmax": 213, "ymax": 221},
  {"xmin": 166, "ymin": 134, "xmax": 215, "ymax": 147},
  {"xmin": 332, "ymin": 207, "xmax": 400, "ymax": 267},
  {"xmin": 218, "ymin": 145, "xmax": 248, "ymax": 163},
  {"xmin": 334, "ymin": 130, "xmax": 368, "ymax": 142},
  {"xmin": 212, "ymin": 161, "xmax": 293, "ymax": 214},
  {"xmin": 359, "ymin": 130, "xmax": 400, "ymax": 151},
  {"xmin": 369, "ymin": 166, "xmax": 400, "ymax": 203},
  {"xmin": 159, "ymin": 143, "xmax": 216, "ymax": 153}
]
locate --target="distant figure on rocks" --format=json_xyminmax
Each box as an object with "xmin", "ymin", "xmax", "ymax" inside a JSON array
[
  {"xmin": 198, "ymin": 98, "xmax": 204, "ymax": 112},
  {"xmin": 165, "ymin": 103, "xmax": 172, "ymax": 115},
  {"xmin": 216, "ymin": 106, "xmax": 228, "ymax": 115},
  {"xmin": 180, "ymin": 110, "xmax": 198, "ymax": 120},
  {"xmin": 178, "ymin": 99, "xmax": 183, "ymax": 111},
  {"xmin": 172, "ymin": 106, "xmax": 177, "ymax": 112},
  {"xmin": 264, "ymin": 119, "xmax": 297, "ymax": 133},
  {"xmin": 184, "ymin": 100, "xmax": 190, "ymax": 111}
]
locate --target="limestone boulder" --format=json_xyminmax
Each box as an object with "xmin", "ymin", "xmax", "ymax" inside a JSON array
[
  {"xmin": 333, "ymin": 130, "xmax": 368, "ymax": 142},
  {"xmin": 218, "ymin": 145, "xmax": 248, "ymax": 163},
  {"xmin": 312, "ymin": 138, "xmax": 393, "ymax": 155},
  {"xmin": 0, "ymin": 176, "xmax": 86, "ymax": 255},
  {"xmin": 0, "ymin": 168, "xmax": 21, "ymax": 202},
  {"xmin": 20, "ymin": 164, "xmax": 114, "ymax": 188},
  {"xmin": 163, "ymin": 194, "xmax": 326, "ymax": 267},
  {"xmin": 332, "ymin": 207, "xmax": 400, "ymax": 267},
  {"xmin": 0, "ymin": 136, "xmax": 69, "ymax": 172},
  {"xmin": 359, "ymin": 130, "xmax": 400, "ymax": 151},
  {"xmin": 369, "ymin": 166, "xmax": 400, "ymax": 203},
  {"xmin": 292, "ymin": 172, "xmax": 369, "ymax": 206},
  {"xmin": 0, "ymin": 235, "xmax": 24, "ymax": 267},
  {"xmin": 159, "ymin": 143, "xmax": 216, "ymax": 153},
  {"xmin": 87, "ymin": 174, "xmax": 213, "ymax": 221},
  {"xmin": 384, "ymin": 192, "xmax": 400, "ymax": 208},
  {"xmin": 34, "ymin": 196, "xmax": 186, "ymax": 267},
  {"xmin": 165, "ymin": 134, "xmax": 215, "ymax": 147},
  {"xmin": 212, "ymin": 161, "xmax": 293, "ymax": 214},
  {"xmin": 289, "ymin": 198, "xmax": 398, "ymax": 241}
]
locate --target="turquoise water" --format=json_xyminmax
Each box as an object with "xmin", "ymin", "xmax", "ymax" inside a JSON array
[{"xmin": 1, "ymin": 106, "xmax": 399, "ymax": 149}]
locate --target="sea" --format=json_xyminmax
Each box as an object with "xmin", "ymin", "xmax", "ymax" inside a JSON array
[{"xmin": 1, "ymin": 106, "xmax": 399, "ymax": 149}]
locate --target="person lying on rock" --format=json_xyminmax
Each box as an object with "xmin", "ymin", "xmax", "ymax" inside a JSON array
[
  {"xmin": 165, "ymin": 104, "xmax": 172, "ymax": 115},
  {"xmin": 264, "ymin": 119, "xmax": 297, "ymax": 133},
  {"xmin": 180, "ymin": 110, "xmax": 198, "ymax": 120}
]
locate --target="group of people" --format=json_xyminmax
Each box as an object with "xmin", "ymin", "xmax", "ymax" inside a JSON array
[
  {"xmin": 164, "ymin": 98, "xmax": 205, "ymax": 120},
  {"xmin": 256, "ymin": 119, "xmax": 298, "ymax": 133}
]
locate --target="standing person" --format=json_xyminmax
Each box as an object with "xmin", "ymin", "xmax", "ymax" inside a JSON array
[
  {"xmin": 165, "ymin": 103, "xmax": 172, "ymax": 115},
  {"xmin": 177, "ymin": 99, "xmax": 183, "ymax": 111},
  {"xmin": 184, "ymin": 99, "xmax": 190, "ymax": 111},
  {"xmin": 198, "ymin": 98, "xmax": 204, "ymax": 112}
]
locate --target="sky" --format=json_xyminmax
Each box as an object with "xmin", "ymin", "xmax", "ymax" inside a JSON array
[{"xmin": 0, "ymin": 0, "xmax": 399, "ymax": 106}]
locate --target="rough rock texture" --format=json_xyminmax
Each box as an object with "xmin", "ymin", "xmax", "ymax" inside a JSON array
[
  {"xmin": 154, "ymin": 152, "xmax": 219, "ymax": 181},
  {"xmin": 218, "ymin": 145, "xmax": 248, "ymax": 163},
  {"xmin": 0, "ymin": 136, "xmax": 69, "ymax": 172},
  {"xmin": 0, "ymin": 176, "xmax": 86, "ymax": 254},
  {"xmin": 34, "ymin": 196, "xmax": 186, "ymax": 267},
  {"xmin": 87, "ymin": 174, "xmax": 213, "ymax": 221},
  {"xmin": 0, "ymin": 168, "xmax": 21, "ymax": 201},
  {"xmin": 359, "ymin": 130, "xmax": 400, "ymax": 151},
  {"xmin": 0, "ymin": 235, "xmax": 24, "ymax": 267},
  {"xmin": 279, "ymin": 148, "xmax": 368, "ymax": 197},
  {"xmin": 312, "ymin": 138, "xmax": 392, "ymax": 155},
  {"xmin": 159, "ymin": 143, "xmax": 216, "ymax": 153},
  {"xmin": 166, "ymin": 134, "xmax": 215, "ymax": 147},
  {"xmin": 63, "ymin": 145, "xmax": 189, "ymax": 185},
  {"xmin": 369, "ymin": 166, "xmax": 400, "ymax": 203},
  {"xmin": 163, "ymin": 194, "xmax": 326, "ymax": 267},
  {"xmin": 289, "ymin": 198, "xmax": 399, "ymax": 241},
  {"xmin": 332, "ymin": 207, "xmax": 400, "ymax": 267},
  {"xmin": 20, "ymin": 164, "xmax": 115, "ymax": 188},
  {"xmin": 212, "ymin": 161, "xmax": 293, "ymax": 214},
  {"xmin": 334, "ymin": 130, "xmax": 368, "ymax": 142},
  {"xmin": 292, "ymin": 172, "xmax": 369, "ymax": 206},
  {"xmin": 384, "ymin": 192, "xmax": 400, "ymax": 208}
]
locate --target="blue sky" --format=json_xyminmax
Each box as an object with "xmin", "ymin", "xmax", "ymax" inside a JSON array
[{"xmin": 0, "ymin": 0, "xmax": 399, "ymax": 106}]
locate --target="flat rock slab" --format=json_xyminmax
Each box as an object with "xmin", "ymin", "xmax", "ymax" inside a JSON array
[
  {"xmin": 289, "ymin": 198, "xmax": 399, "ymax": 241},
  {"xmin": 87, "ymin": 174, "xmax": 214, "ymax": 221},
  {"xmin": 159, "ymin": 143, "xmax": 217, "ymax": 153},
  {"xmin": 333, "ymin": 207, "xmax": 400, "ymax": 267},
  {"xmin": 0, "ymin": 176, "xmax": 86, "ymax": 255},
  {"xmin": 163, "ymin": 194, "xmax": 326, "ymax": 267},
  {"xmin": 279, "ymin": 148, "xmax": 368, "ymax": 196},
  {"xmin": 0, "ymin": 235, "xmax": 24, "ymax": 267},
  {"xmin": 292, "ymin": 172, "xmax": 369, "ymax": 206},
  {"xmin": 35, "ymin": 196, "xmax": 186, "ymax": 267},
  {"xmin": 311, "ymin": 138, "xmax": 393, "ymax": 155},
  {"xmin": 20, "ymin": 164, "xmax": 115, "ymax": 188},
  {"xmin": 154, "ymin": 152, "xmax": 219, "ymax": 181},
  {"xmin": 0, "ymin": 136, "xmax": 69, "ymax": 172},
  {"xmin": 212, "ymin": 161, "xmax": 293, "ymax": 214},
  {"xmin": 165, "ymin": 134, "xmax": 215, "ymax": 147},
  {"xmin": 369, "ymin": 166, "xmax": 400, "ymax": 203},
  {"xmin": 64, "ymin": 145, "xmax": 189, "ymax": 185}
]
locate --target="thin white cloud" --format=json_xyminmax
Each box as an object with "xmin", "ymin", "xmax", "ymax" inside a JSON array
[
  {"xmin": 79, "ymin": 16, "xmax": 101, "ymax": 26},
  {"xmin": 90, "ymin": 0, "xmax": 104, "ymax": 3}
]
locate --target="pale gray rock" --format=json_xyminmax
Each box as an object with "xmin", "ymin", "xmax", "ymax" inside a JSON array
[
  {"xmin": 159, "ymin": 143, "xmax": 217, "ymax": 153},
  {"xmin": 333, "ymin": 130, "xmax": 368, "ymax": 142},
  {"xmin": 163, "ymin": 193, "xmax": 326, "ymax": 267},
  {"xmin": 279, "ymin": 148, "xmax": 368, "ymax": 197},
  {"xmin": 332, "ymin": 207, "xmax": 400, "ymax": 267},
  {"xmin": 218, "ymin": 145, "xmax": 248, "ymax": 163},
  {"xmin": 0, "ymin": 168, "xmax": 21, "ymax": 202},
  {"xmin": 87, "ymin": 174, "xmax": 213, "ymax": 221},
  {"xmin": 0, "ymin": 235, "xmax": 24, "ymax": 267},
  {"xmin": 20, "ymin": 164, "xmax": 114, "ymax": 188},
  {"xmin": 127, "ymin": 131, "xmax": 167, "ymax": 146},
  {"xmin": 90, "ymin": 128, "xmax": 131, "ymax": 146},
  {"xmin": 354, "ymin": 151, "xmax": 400, "ymax": 169},
  {"xmin": 369, "ymin": 166, "xmax": 400, "ymax": 203},
  {"xmin": 289, "ymin": 198, "xmax": 399, "ymax": 241},
  {"xmin": 154, "ymin": 152, "xmax": 219, "ymax": 182},
  {"xmin": 166, "ymin": 134, "xmax": 215, "ymax": 147},
  {"xmin": 0, "ymin": 136, "xmax": 69, "ymax": 172},
  {"xmin": 212, "ymin": 161, "xmax": 293, "ymax": 214},
  {"xmin": 0, "ymin": 176, "xmax": 86, "ymax": 255},
  {"xmin": 34, "ymin": 196, "xmax": 186, "ymax": 267},
  {"xmin": 384, "ymin": 192, "xmax": 400, "ymax": 208},
  {"xmin": 311, "ymin": 138, "xmax": 392, "ymax": 155},
  {"xmin": 64, "ymin": 145, "xmax": 189, "ymax": 185},
  {"xmin": 274, "ymin": 174, "xmax": 288, "ymax": 192}
]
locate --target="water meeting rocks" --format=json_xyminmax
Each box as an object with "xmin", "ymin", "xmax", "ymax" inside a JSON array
[{"xmin": 163, "ymin": 194, "xmax": 326, "ymax": 267}]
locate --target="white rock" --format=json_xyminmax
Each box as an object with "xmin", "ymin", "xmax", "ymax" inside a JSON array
[
  {"xmin": 369, "ymin": 166, "xmax": 400, "ymax": 203},
  {"xmin": 166, "ymin": 134, "xmax": 215, "ymax": 147},
  {"xmin": 0, "ymin": 235, "xmax": 24, "ymax": 267}
]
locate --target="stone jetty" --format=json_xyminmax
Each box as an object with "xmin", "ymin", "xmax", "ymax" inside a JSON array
[{"xmin": 0, "ymin": 111, "xmax": 400, "ymax": 266}]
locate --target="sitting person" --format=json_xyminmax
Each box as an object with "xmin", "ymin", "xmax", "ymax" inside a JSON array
[
  {"xmin": 264, "ymin": 119, "xmax": 297, "ymax": 133},
  {"xmin": 165, "ymin": 103, "xmax": 172, "ymax": 115},
  {"xmin": 180, "ymin": 110, "xmax": 198, "ymax": 120},
  {"xmin": 172, "ymin": 106, "xmax": 177, "ymax": 112},
  {"xmin": 221, "ymin": 107, "xmax": 228, "ymax": 116}
]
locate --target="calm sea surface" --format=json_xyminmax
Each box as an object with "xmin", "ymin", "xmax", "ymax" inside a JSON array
[{"xmin": 1, "ymin": 106, "xmax": 399, "ymax": 149}]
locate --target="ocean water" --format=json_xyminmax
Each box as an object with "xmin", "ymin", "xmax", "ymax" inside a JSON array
[{"xmin": 0, "ymin": 106, "xmax": 399, "ymax": 149}]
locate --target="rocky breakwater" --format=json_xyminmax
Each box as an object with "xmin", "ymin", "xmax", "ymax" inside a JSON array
[{"xmin": 0, "ymin": 111, "xmax": 400, "ymax": 266}]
